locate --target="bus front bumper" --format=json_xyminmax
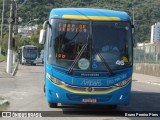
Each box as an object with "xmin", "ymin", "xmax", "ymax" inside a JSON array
[
  {"xmin": 22, "ymin": 59, "xmax": 37, "ymax": 64},
  {"xmin": 45, "ymin": 79, "xmax": 132, "ymax": 105}
]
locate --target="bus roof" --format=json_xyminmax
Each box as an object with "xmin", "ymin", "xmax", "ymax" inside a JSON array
[{"xmin": 49, "ymin": 8, "xmax": 131, "ymax": 21}]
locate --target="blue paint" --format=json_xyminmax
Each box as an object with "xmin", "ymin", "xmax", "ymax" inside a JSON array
[
  {"xmin": 43, "ymin": 8, "xmax": 133, "ymax": 106},
  {"xmin": 49, "ymin": 8, "xmax": 131, "ymax": 21}
]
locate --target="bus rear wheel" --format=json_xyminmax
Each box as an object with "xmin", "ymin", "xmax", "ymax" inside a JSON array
[{"xmin": 48, "ymin": 102, "xmax": 57, "ymax": 108}]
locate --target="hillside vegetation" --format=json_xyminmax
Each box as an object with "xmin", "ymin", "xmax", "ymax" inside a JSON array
[{"xmin": 0, "ymin": 0, "xmax": 160, "ymax": 53}]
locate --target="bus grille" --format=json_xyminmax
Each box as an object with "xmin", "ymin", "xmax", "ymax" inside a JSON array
[{"xmin": 65, "ymin": 85, "xmax": 114, "ymax": 92}]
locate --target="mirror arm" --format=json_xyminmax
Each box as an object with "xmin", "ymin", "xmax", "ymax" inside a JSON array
[{"xmin": 43, "ymin": 20, "xmax": 49, "ymax": 30}]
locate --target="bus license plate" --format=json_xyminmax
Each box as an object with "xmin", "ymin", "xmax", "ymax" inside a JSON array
[{"xmin": 82, "ymin": 98, "xmax": 97, "ymax": 103}]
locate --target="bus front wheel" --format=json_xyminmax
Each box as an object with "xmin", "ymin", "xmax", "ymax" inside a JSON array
[
  {"xmin": 48, "ymin": 102, "xmax": 57, "ymax": 108},
  {"xmin": 43, "ymin": 84, "xmax": 45, "ymax": 93},
  {"xmin": 108, "ymin": 105, "xmax": 117, "ymax": 109}
]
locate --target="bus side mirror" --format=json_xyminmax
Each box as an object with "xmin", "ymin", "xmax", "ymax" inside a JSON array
[
  {"xmin": 39, "ymin": 20, "xmax": 49, "ymax": 44},
  {"xmin": 39, "ymin": 29, "xmax": 46, "ymax": 44}
]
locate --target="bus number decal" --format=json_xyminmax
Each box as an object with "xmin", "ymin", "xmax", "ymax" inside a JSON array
[{"xmin": 116, "ymin": 60, "xmax": 125, "ymax": 66}]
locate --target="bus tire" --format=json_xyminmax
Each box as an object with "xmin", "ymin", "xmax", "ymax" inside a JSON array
[
  {"xmin": 109, "ymin": 105, "xmax": 117, "ymax": 109},
  {"xmin": 43, "ymin": 84, "xmax": 46, "ymax": 93},
  {"xmin": 48, "ymin": 102, "xmax": 57, "ymax": 108}
]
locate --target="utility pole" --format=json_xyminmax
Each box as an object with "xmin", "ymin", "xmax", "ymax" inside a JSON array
[
  {"xmin": 132, "ymin": 8, "xmax": 137, "ymax": 46},
  {"xmin": 1, "ymin": 0, "xmax": 5, "ymax": 38},
  {"xmin": 132, "ymin": 8, "xmax": 135, "ymax": 25},
  {"xmin": 6, "ymin": 0, "xmax": 14, "ymax": 73},
  {"xmin": 0, "ymin": 0, "xmax": 5, "ymax": 55},
  {"xmin": 14, "ymin": 1, "xmax": 18, "ymax": 34}
]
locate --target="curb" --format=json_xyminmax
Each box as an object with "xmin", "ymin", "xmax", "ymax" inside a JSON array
[{"xmin": 12, "ymin": 60, "xmax": 19, "ymax": 76}]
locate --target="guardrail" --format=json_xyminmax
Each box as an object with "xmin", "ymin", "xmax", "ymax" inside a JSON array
[{"xmin": 134, "ymin": 44, "xmax": 160, "ymax": 64}]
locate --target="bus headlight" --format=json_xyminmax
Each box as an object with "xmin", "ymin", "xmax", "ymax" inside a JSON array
[
  {"xmin": 114, "ymin": 77, "xmax": 131, "ymax": 87},
  {"xmin": 46, "ymin": 73, "xmax": 65, "ymax": 85}
]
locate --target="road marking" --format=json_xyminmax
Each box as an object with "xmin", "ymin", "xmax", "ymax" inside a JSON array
[{"xmin": 134, "ymin": 81, "xmax": 160, "ymax": 86}]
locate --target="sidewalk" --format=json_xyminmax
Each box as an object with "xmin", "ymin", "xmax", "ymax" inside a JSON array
[
  {"xmin": 0, "ymin": 61, "xmax": 13, "ymax": 78},
  {"xmin": 133, "ymin": 73, "xmax": 160, "ymax": 85},
  {"xmin": 0, "ymin": 61, "xmax": 13, "ymax": 107}
]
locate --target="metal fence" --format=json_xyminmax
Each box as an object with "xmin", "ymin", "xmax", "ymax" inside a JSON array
[{"xmin": 134, "ymin": 44, "xmax": 160, "ymax": 63}]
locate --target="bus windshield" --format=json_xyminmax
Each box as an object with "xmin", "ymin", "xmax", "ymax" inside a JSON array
[
  {"xmin": 92, "ymin": 21, "xmax": 132, "ymax": 71},
  {"xmin": 48, "ymin": 19, "xmax": 132, "ymax": 71},
  {"xmin": 23, "ymin": 47, "xmax": 37, "ymax": 59}
]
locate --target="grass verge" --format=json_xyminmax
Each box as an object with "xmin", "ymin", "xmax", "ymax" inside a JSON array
[
  {"xmin": 0, "ymin": 54, "xmax": 6, "ymax": 62},
  {"xmin": 0, "ymin": 105, "xmax": 8, "ymax": 111},
  {"xmin": 0, "ymin": 97, "xmax": 9, "ymax": 111}
]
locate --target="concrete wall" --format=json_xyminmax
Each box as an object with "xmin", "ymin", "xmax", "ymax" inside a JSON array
[{"xmin": 134, "ymin": 63, "xmax": 160, "ymax": 77}]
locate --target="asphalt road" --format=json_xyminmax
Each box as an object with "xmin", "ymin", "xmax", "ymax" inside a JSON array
[{"xmin": 0, "ymin": 63, "xmax": 160, "ymax": 119}]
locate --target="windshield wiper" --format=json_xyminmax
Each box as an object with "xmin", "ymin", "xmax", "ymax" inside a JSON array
[
  {"xmin": 67, "ymin": 43, "xmax": 88, "ymax": 74},
  {"xmin": 67, "ymin": 34, "xmax": 89, "ymax": 74},
  {"xmin": 93, "ymin": 46, "xmax": 115, "ymax": 76}
]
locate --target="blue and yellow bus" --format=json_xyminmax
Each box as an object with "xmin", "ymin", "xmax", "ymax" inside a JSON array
[
  {"xmin": 19, "ymin": 45, "xmax": 38, "ymax": 66},
  {"xmin": 39, "ymin": 8, "xmax": 134, "ymax": 108}
]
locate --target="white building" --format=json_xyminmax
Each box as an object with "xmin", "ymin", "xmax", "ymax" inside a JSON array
[
  {"xmin": 18, "ymin": 25, "xmax": 38, "ymax": 38},
  {"xmin": 150, "ymin": 22, "xmax": 160, "ymax": 43}
]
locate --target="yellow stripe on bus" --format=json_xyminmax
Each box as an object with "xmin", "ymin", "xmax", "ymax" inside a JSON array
[
  {"xmin": 59, "ymin": 85, "xmax": 121, "ymax": 94},
  {"xmin": 47, "ymin": 78, "xmax": 130, "ymax": 95},
  {"xmin": 62, "ymin": 15, "xmax": 120, "ymax": 21}
]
